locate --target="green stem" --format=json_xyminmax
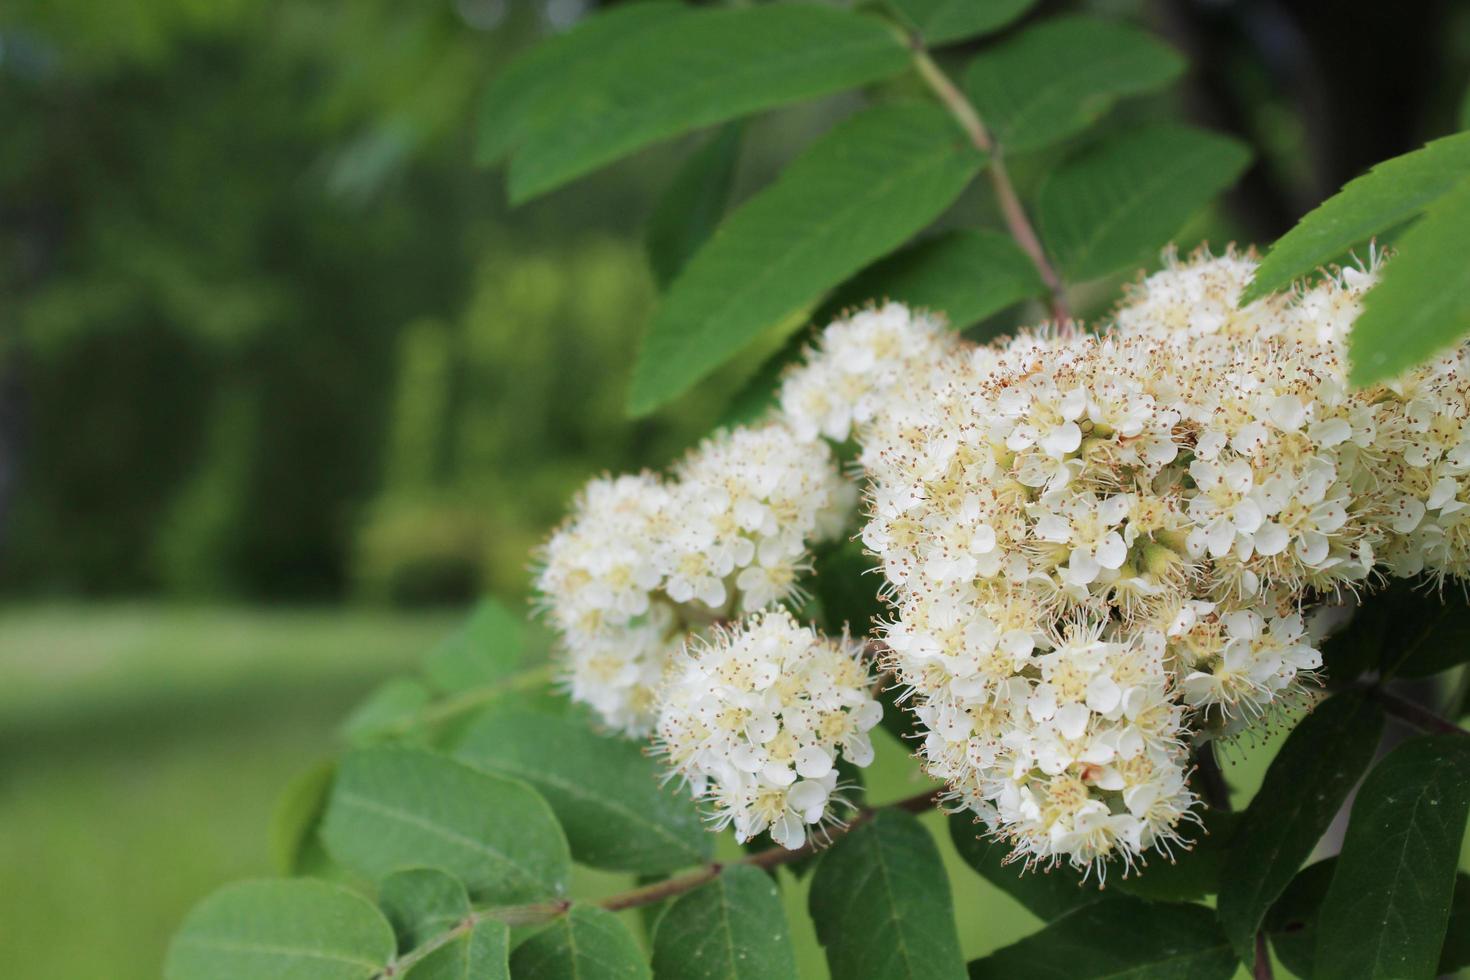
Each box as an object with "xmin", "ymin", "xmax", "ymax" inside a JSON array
[
  {"xmin": 909, "ymin": 45, "xmax": 1073, "ymax": 326},
  {"xmin": 375, "ymin": 787, "xmax": 942, "ymax": 977}
]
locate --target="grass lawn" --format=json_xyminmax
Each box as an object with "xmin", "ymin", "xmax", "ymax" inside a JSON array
[{"xmin": 0, "ymin": 603, "xmax": 1312, "ymax": 979}]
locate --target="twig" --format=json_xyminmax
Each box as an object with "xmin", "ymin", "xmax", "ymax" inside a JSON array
[
  {"xmin": 1253, "ymin": 931, "xmax": 1275, "ymax": 980},
  {"xmin": 376, "ymin": 787, "xmax": 943, "ymax": 977},
  {"xmin": 909, "ymin": 45, "xmax": 1073, "ymax": 326},
  {"xmin": 1369, "ymin": 685, "xmax": 1470, "ymax": 737}
]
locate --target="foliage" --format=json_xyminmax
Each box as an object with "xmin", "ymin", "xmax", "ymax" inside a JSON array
[{"xmin": 148, "ymin": 1, "xmax": 1470, "ymax": 978}]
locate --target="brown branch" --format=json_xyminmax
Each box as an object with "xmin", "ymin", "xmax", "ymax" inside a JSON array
[
  {"xmin": 1253, "ymin": 931, "xmax": 1275, "ymax": 980},
  {"xmin": 1370, "ymin": 685, "xmax": 1469, "ymax": 737},
  {"xmin": 910, "ymin": 46, "xmax": 1073, "ymax": 327},
  {"xmin": 377, "ymin": 787, "xmax": 943, "ymax": 977}
]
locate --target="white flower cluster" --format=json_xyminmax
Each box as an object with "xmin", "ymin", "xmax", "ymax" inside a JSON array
[
  {"xmin": 654, "ymin": 609, "xmax": 882, "ymax": 849},
  {"xmin": 777, "ymin": 248, "xmax": 1470, "ymax": 876},
  {"xmin": 536, "ymin": 423, "xmax": 853, "ymax": 735}
]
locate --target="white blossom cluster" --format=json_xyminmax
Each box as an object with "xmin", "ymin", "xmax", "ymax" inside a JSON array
[
  {"xmin": 536, "ymin": 422, "xmax": 853, "ymax": 735},
  {"xmin": 654, "ymin": 609, "xmax": 882, "ymax": 849},
  {"xmin": 777, "ymin": 248, "xmax": 1470, "ymax": 877},
  {"xmin": 538, "ymin": 246, "xmax": 1470, "ymax": 873}
]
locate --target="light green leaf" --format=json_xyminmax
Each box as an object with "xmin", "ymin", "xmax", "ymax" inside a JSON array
[
  {"xmin": 1038, "ymin": 123, "xmax": 1250, "ymax": 282},
  {"xmin": 963, "ymin": 16, "xmax": 1185, "ymax": 153},
  {"xmin": 629, "ymin": 104, "xmax": 986, "ymax": 414},
  {"xmin": 885, "ymin": 0, "xmax": 1036, "ymax": 45},
  {"xmin": 1350, "ymin": 173, "xmax": 1470, "ymax": 385},
  {"xmin": 651, "ymin": 865, "xmax": 798, "ymax": 980},
  {"xmin": 423, "ymin": 598, "xmax": 527, "ymax": 695},
  {"xmin": 454, "ymin": 706, "xmax": 711, "ymax": 873},
  {"xmin": 967, "ymin": 896, "xmax": 1237, "ymax": 979},
  {"xmin": 809, "ymin": 809, "xmax": 967, "ymax": 980},
  {"xmin": 510, "ymin": 905, "xmax": 651, "ymax": 980},
  {"xmin": 270, "ymin": 759, "xmax": 335, "ymax": 875},
  {"xmin": 379, "ymin": 868, "xmax": 470, "ymax": 952},
  {"xmin": 1243, "ymin": 131, "xmax": 1470, "ymax": 303},
  {"xmin": 507, "ymin": 5, "xmax": 911, "ymax": 202},
  {"xmin": 321, "ymin": 746, "xmax": 571, "ymax": 904},
  {"xmin": 646, "ymin": 124, "xmax": 744, "ymax": 290},
  {"xmin": 818, "ymin": 230, "xmax": 1045, "ymax": 333},
  {"xmin": 403, "ymin": 920, "xmax": 510, "ymax": 980},
  {"xmin": 341, "ymin": 677, "xmax": 431, "ymax": 744},
  {"xmin": 165, "ymin": 879, "xmax": 395, "ymax": 980},
  {"xmin": 947, "ymin": 811, "xmax": 1100, "ymax": 921},
  {"xmin": 1217, "ymin": 691, "xmax": 1384, "ymax": 966},
  {"xmin": 475, "ymin": 2, "xmax": 690, "ymax": 168},
  {"xmin": 1315, "ymin": 735, "xmax": 1470, "ymax": 980}
]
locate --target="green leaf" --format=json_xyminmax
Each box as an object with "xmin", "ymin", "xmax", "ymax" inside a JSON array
[
  {"xmin": 321, "ymin": 745, "xmax": 571, "ymax": 903},
  {"xmin": 963, "ymin": 16, "xmax": 1185, "ymax": 154},
  {"xmin": 1314, "ymin": 735, "xmax": 1470, "ymax": 980},
  {"xmin": 646, "ymin": 125, "xmax": 744, "ymax": 290},
  {"xmin": 270, "ymin": 759, "xmax": 335, "ymax": 875},
  {"xmin": 885, "ymin": 0, "xmax": 1036, "ymax": 45},
  {"xmin": 817, "ymin": 230, "xmax": 1045, "ymax": 333},
  {"xmin": 1371, "ymin": 582, "xmax": 1470, "ymax": 678},
  {"xmin": 1217, "ymin": 690, "xmax": 1384, "ymax": 966},
  {"xmin": 379, "ymin": 868, "xmax": 470, "ymax": 952},
  {"xmin": 629, "ymin": 104, "xmax": 986, "ymax": 414},
  {"xmin": 454, "ymin": 706, "xmax": 711, "ymax": 874},
  {"xmin": 342, "ymin": 677, "xmax": 432, "ymax": 744},
  {"xmin": 809, "ymin": 809, "xmax": 967, "ymax": 980},
  {"xmin": 509, "ymin": 905, "xmax": 651, "ymax": 980},
  {"xmin": 650, "ymin": 865, "xmax": 799, "ymax": 980},
  {"xmin": 947, "ymin": 811, "xmax": 1100, "ymax": 920},
  {"xmin": 475, "ymin": 2, "xmax": 690, "ymax": 168},
  {"xmin": 1269, "ymin": 861, "xmax": 1470, "ymax": 979},
  {"xmin": 1350, "ymin": 173, "xmax": 1470, "ymax": 385},
  {"xmin": 165, "ymin": 879, "xmax": 395, "ymax": 980},
  {"xmin": 1242, "ymin": 131, "xmax": 1470, "ymax": 303},
  {"xmin": 423, "ymin": 598, "xmax": 527, "ymax": 695},
  {"xmin": 1460, "ymin": 82, "xmax": 1470, "ymax": 131},
  {"xmin": 1037, "ymin": 123, "xmax": 1251, "ymax": 282},
  {"xmin": 966, "ymin": 896, "xmax": 1237, "ymax": 979},
  {"xmin": 507, "ymin": 5, "xmax": 911, "ymax": 202},
  {"xmin": 1262, "ymin": 857, "xmax": 1336, "ymax": 980},
  {"xmin": 1113, "ymin": 808, "xmax": 1240, "ymax": 904},
  {"xmin": 403, "ymin": 920, "xmax": 510, "ymax": 980}
]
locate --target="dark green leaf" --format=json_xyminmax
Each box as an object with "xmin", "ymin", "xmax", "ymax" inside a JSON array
[
  {"xmin": 379, "ymin": 868, "xmax": 470, "ymax": 952},
  {"xmin": 1315, "ymin": 735, "xmax": 1470, "ymax": 980},
  {"xmin": 403, "ymin": 920, "xmax": 510, "ymax": 980},
  {"xmin": 510, "ymin": 905, "xmax": 651, "ymax": 980},
  {"xmin": 165, "ymin": 879, "xmax": 395, "ymax": 980},
  {"xmin": 630, "ymin": 104, "xmax": 985, "ymax": 414},
  {"xmin": 1351, "ymin": 173, "xmax": 1470, "ymax": 385},
  {"xmin": 885, "ymin": 0, "xmax": 1036, "ymax": 45},
  {"xmin": 321, "ymin": 745, "xmax": 571, "ymax": 904},
  {"xmin": 1038, "ymin": 123, "xmax": 1251, "ymax": 282},
  {"xmin": 423, "ymin": 598, "xmax": 527, "ymax": 695},
  {"xmin": 454, "ymin": 706, "xmax": 711, "ymax": 874},
  {"xmin": 817, "ymin": 230, "xmax": 1045, "ymax": 333},
  {"xmin": 475, "ymin": 2, "xmax": 690, "ymax": 167},
  {"xmin": 271, "ymin": 759, "xmax": 335, "ymax": 875},
  {"xmin": 1243, "ymin": 131, "xmax": 1470, "ymax": 303},
  {"xmin": 342, "ymin": 677, "xmax": 432, "ymax": 744},
  {"xmin": 1370, "ymin": 582, "xmax": 1470, "ymax": 678},
  {"xmin": 966, "ymin": 896, "xmax": 1236, "ymax": 980},
  {"xmin": 1440, "ymin": 873, "xmax": 1470, "ymax": 975},
  {"xmin": 1460, "ymin": 82, "xmax": 1470, "ymax": 131},
  {"xmin": 1262, "ymin": 857, "xmax": 1336, "ymax": 980},
  {"xmin": 651, "ymin": 865, "xmax": 799, "ymax": 980},
  {"xmin": 1217, "ymin": 691, "xmax": 1384, "ymax": 966},
  {"xmin": 809, "ymin": 809, "xmax": 967, "ymax": 980},
  {"xmin": 947, "ymin": 811, "xmax": 1099, "ymax": 920},
  {"xmin": 646, "ymin": 125, "xmax": 744, "ymax": 290},
  {"xmin": 963, "ymin": 16, "xmax": 1185, "ymax": 154},
  {"xmin": 813, "ymin": 540, "xmax": 886, "ymax": 638},
  {"xmin": 507, "ymin": 5, "xmax": 911, "ymax": 202},
  {"xmin": 1113, "ymin": 808, "xmax": 1240, "ymax": 904}
]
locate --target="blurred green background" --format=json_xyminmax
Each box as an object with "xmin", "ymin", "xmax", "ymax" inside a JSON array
[{"xmin": 3, "ymin": 0, "xmax": 1469, "ymax": 977}]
